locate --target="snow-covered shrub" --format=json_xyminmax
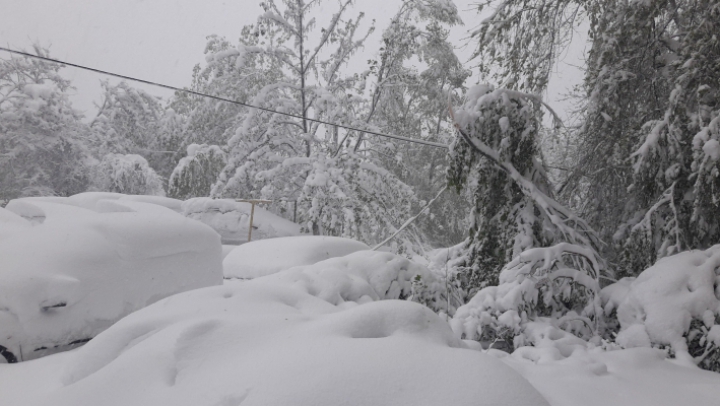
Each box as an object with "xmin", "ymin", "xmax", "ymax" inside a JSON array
[
  {"xmin": 91, "ymin": 153, "xmax": 165, "ymax": 196},
  {"xmin": 267, "ymin": 250, "xmax": 445, "ymax": 312},
  {"xmin": 601, "ymin": 246, "xmax": 720, "ymax": 372},
  {"xmin": 451, "ymin": 243, "xmax": 603, "ymax": 349},
  {"xmin": 168, "ymin": 144, "xmax": 226, "ymax": 199}
]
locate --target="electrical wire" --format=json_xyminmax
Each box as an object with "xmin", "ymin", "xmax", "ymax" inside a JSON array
[{"xmin": 0, "ymin": 46, "xmax": 450, "ymax": 149}]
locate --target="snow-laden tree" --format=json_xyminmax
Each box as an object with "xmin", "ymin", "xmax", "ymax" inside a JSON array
[
  {"xmin": 90, "ymin": 81, "xmax": 180, "ymax": 179},
  {"xmin": 618, "ymin": 0, "xmax": 720, "ymax": 275},
  {"xmin": 448, "ymin": 85, "xmax": 605, "ymax": 340},
  {"xmin": 170, "ymin": 34, "xmax": 284, "ymax": 148},
  {"xmin": 201, "ymin": 0, "xmax": 425, "ymax": 246},
  {"xmin": 168, "ymin": 144, "xmax": 226, "ymax": 199},
  {"xmin": 358, "ymin": 0, "xmax": 471, "ymax": 247},
  {"xmin": 469, "ymin": 0, "xmax": 585, "ymax": 93},
  {"xmin": 469, "ymin": 0, "xmax": 720, "ymax": 277},
  {"xmin": 0, "ymin": 46, "xmax": 90, "ymax": 200},
  {"xmin": 90, "ymin": 153, "xmax": 165, "ymax": 196}
]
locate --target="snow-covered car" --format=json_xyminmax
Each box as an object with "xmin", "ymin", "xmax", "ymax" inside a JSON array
[
  {"xmin": 0, "ymin": 196, "xmax": 223, "ymax": 362},
  {"xmin": 181, "ymin": 197, "xmax": 302, "ymax": 244},
  {"xmin": 222, "ymin": 235, "xmax": 370, "ymax": 279}
]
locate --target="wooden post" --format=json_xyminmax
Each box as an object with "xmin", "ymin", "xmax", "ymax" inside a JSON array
[
  {"xmin": 235, "ymin": 199, "xmax": 272, "ymax": 242},
  {"xmin": 248, "ymin": 202, "xmax": 256, "ymax": 242}
]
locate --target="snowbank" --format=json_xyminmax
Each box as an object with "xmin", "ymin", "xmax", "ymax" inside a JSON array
[
  {"xmin": 265, "ymin": 250, "xmax": 444, "ymax": 309},
  {"xmin": 501, "ymin": 345, "xmax": 720, "ymax": 406},
  {"xmin": 0, "ymin": 261, "xmax": 548, "ymax": 406},
  {"xmin": 223, "ymin": 235, "xmax": 369, "ymax": 279},
  {"xmin": 601, "ymin": 246, "xmax": 720, "ymax": 366},
  {"xmin": 181, "ymin": 197, "xmax": 301, "ymax": 244},
  {"xmin": 0, "ymin": 198, "xmax": 223, "ymax": 362}
]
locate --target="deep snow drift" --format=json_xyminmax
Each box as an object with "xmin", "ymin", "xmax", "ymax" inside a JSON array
[{"xmin": 0, "ymin": 196, "xmax": 222, "ymax": 361}]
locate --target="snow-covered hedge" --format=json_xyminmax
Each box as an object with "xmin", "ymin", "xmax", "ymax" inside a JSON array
[
  {"xmin": 0, "ymin": 197, "xmax": 222, "ymax": 362},
  {"xmin": 601, "ymin": 246, "xmax": 720, "ymax": 371}
]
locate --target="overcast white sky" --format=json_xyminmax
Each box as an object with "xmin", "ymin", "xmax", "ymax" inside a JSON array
[{"xmin": 0, "ymin": 0, "xmax": 585, "ymax": 122}]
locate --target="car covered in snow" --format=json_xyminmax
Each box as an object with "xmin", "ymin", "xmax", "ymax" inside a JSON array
[{"xmin": 0, "ymin": 194, "xmax": 223, "ymax": 362}]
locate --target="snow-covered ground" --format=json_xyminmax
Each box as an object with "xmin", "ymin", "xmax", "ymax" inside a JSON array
[{"xmin": 1, "ymin": 194, "xmax": 720, "ymax": 405}]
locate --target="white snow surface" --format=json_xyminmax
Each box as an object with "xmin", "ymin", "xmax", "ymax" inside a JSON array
[
  {"xmin": 501, "ymin": 345, "xmax": 720, "ymax": 406},
  {"xmin": 0, "ymin": 259, "xmax": 548, "ymax": 406},
  {"xmin": 223, "ymin": 235, "xmax": 370, "ymax": 279},
  {"xmin": 604, "ymin": 246, "xmax": 720, "ymax": 357},
  {"xmin": 182, "ymin": 197, "xmax": 301, "ymax": 244},
  {"xmin": 0, "ymin": 197, "xmax": 223, "ymax": 361}
]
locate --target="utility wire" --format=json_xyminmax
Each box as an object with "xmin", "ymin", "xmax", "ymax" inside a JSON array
[{"xmin": 0, "ymin": 46, "xmax": 450, "ymax": 149}]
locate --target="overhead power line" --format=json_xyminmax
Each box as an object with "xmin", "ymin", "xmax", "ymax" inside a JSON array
[{"xmin": 0, "ymin": 46, "xmax": 450, "ymax": 149}]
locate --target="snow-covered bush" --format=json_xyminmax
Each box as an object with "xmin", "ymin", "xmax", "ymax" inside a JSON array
[
  {"xmin": 601, "ymin": 246, "xmax": 720, "ymax": 372},
  {"xmin": 0, "ymin": 198, "xmax": 222, "ymax": 362},
  {"xmin": 167, "ymin": 144, "xmax": 226, "ymax": 199},
  {"xmin": 451, "ymin": 243, "xmax": 603, "ymax": 348},
  {"xmin": 91, "ymin": 153, "xmax": 165, "ymax": 196},
  {"xmin": 265, "ymin": 250, "xmax": 445, "ymax": 311}
]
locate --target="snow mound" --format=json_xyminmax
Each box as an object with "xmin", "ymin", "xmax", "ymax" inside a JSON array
[
  {"xmin": 223, "ymin": 235, "xmax": 369, "ymax": 279},
  {"xmin": 0, "ymin": 199, "xmax": 223, "ymax": 362},
  {"xmin": 605, "ymin": 246, "xmax": 720, "ymax": 361},
  {"xmin": 265, "ymin": 250, "xmax": 444, "ymax": 309},
  {"xmin": 181, "ymin": 197, "xmax": 301, "ymax": 244},
  {"xmin": 5, "ymin": 272, "xmax": 548, "ymax": 406}
]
